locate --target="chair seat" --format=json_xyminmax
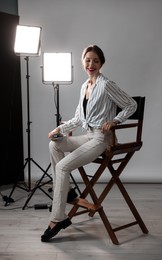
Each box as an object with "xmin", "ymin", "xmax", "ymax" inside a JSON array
[{"xmin": 108, "ymin": 141, "xmax": 143, "ymax": 154}]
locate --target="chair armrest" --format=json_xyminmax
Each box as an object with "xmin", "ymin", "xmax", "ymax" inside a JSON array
[
  {"xmin": 111, "ymin": 123, "xmax": 139, "ymax": 146},
  {"xmin": 111, "ymin": 123, "xmax": 139, "ymax": 130}
]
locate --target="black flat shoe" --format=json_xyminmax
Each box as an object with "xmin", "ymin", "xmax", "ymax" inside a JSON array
[
  {"xmin": 41, "ymin": 218, "xmax": 72, "ymax": 242},
  {"xmin": 67, "ymin": 188, "xmax": 78, "ymax": 203}
]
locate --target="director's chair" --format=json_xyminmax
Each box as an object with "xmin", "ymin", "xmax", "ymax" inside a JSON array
[{"xmin": 68, "ymin": 96, "xmax": 148, "ymax": 245}]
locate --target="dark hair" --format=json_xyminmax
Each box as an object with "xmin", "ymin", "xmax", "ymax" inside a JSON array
[{"xmin": 81, "ymin": 45, "xmax": 105, "ymax": 66}]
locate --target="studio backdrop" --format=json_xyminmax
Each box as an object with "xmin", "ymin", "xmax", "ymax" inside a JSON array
[{"xmin": 17, "ymin": 0, "xmax": 162, "ymax": 183}]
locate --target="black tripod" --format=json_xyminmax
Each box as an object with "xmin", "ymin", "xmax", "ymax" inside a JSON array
[
  {"xmin": 19, "ymin": 83, "xmax": 61, "ymax": 209},
  {"xmin": 5, "ymin": 57, "xmax": 51, "ymax": 209}
]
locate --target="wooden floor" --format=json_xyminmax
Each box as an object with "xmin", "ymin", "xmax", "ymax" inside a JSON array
[{"xmin": 0, "ymin": 183, "xmax": 161, "ymax": 260}]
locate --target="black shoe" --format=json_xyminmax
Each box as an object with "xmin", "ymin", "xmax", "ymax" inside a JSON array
[
  {"xmin": 41, "ymin": 218, "xmax": 72, "ymax": 242},
  {"xmin": 49, "ymin": 188, "xmax": 78, "ymax": 212},
  {"xmin": 67, "ymin": 188, "xmax": 78, "ymax": 203}
]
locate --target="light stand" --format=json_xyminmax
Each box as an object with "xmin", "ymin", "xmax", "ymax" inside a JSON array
[
  {"xmin": 25, "ymin": 56, "xmax": 32, "ymax": 190},
  {"xmin": 23, "ymin": 56, "xmax": 51, "ymax": 190},
  {"xmin": 49, "ymin": 81, "xmax": 82, "ymax": 197},
  {"xmin": 53, "ymin": 83, "xmax": 61, "ymax": 127},
  {"xmin": 42, "ymin": 52, "xmax": 73, "ymax": 126},
  {"xmin": 42, "ymin": 52, "xmax": 81, "ymax": 196},
  {"xmin": 5, "ymin": 25, "xmax": 51, "ymax": 209}
]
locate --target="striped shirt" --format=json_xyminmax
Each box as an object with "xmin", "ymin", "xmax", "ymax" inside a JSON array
[{"xmin": 60, "ymin": 73, "xmax": 137, "ymax": 134}]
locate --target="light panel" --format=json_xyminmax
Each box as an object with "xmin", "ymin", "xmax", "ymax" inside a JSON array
[
  {"xmin": 14, "ymin": 25, "xmax": 41, "ymax": 56},
  {"xmin": 42, "ymin": 52, "xmax": 72, "ymax": 84}
]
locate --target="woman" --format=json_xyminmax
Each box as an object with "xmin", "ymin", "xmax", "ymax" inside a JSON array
[{"xmin": 41, "ymin": 45, "xmax": 137, "ymax": 242}]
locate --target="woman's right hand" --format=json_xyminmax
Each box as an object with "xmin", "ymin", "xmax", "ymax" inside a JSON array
[{"xmin": 48, "ymin": 128, "xmax": 60, "ymax": 139}]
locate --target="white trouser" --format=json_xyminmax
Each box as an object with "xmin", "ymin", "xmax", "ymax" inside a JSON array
[{"xmin": 49, "ymin": 128, "xmax": 111, "ymax": 222}]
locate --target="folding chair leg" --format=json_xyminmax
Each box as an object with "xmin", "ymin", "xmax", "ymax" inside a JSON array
[
  {"xmin": 115, "ymin": 178, "xmax": 148, "ymax": 234},
  {"xmin": 107, "ymin": 155, "xmax": 148, "ymax": 234},
  {"xmin": 68, "ymin": 204, "xmax": 80, "ymax": 219},
  {"xmin": 98, "ymin": 207, "xmax": 119, "ymax": 245},
  {"xmin": 68, "ymin": 164, "xmax": 120, "ymax": 245}
]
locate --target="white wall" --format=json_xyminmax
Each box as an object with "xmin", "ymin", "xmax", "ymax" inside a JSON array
[{"xmin": 18, "ymin": 0, "xmax": 162, "ymax": 182}]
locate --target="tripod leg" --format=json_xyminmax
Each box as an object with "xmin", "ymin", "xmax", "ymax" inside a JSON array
[
  {"xmin": 22, "ymin": 172, "xmax": 47, "ymax": 210},
  {"xmin": 70, "ymin": 173, "xmax": 82, "ymax": 195},
  {"xmin": 22, "ymin": 162, "xmax": 52, "ymax": 210}
]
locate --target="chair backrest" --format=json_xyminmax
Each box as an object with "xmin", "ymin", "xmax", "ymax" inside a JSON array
[
  {"xmin": 117, "ymin": 96, "xmax": 145, "ymax": 120},
  {"xmin": 114, "ymin": 96, "xmax": 145, "ymax": 146}
]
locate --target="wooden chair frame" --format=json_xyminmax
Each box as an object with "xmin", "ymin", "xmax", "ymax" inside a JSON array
[{"xmin": 68, "ymin": 96, "xmax": 148, "ymax": 245}]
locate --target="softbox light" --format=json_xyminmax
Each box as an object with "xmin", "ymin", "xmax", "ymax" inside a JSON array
[
  {"xmin": 42, "ymin": 52, "xmax": 73, "ymax": 85},
  {"xmin": 14, "ymin": 25, "xmax": 41, "ymax": 56}
]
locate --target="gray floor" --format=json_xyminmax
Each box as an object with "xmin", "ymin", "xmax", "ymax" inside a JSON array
[{"xmin": 0, "ymin": 183, "xmax": 161, "ymax": 260}]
